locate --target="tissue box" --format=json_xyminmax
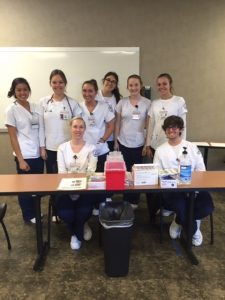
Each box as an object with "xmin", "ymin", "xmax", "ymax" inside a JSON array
[
  {"xmin": 132, "ymin": 164, "xmax": 158, "ymax": 185},
  {"xmin": 160, "ymin": 175, "xmax": 177, "ymax": 188}
]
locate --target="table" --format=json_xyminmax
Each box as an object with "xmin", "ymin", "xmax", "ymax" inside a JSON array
[
  {"xmin": 192, "ymin": 142, "xmax": 225, "ymax": 169},
  {"xmin": 0, "ymin": 171, "xmax": 225, "ymax": 271}
]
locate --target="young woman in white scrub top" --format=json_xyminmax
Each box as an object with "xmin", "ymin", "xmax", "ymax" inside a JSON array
[
  {"xmin": 40, "ymin": 70, "xmax": 82, "ymax": 220},
  {"xmin": 56, "ymin": 117, "xmax": 97, "ymax": 250},
  {"xmin": 40, "ymin": 69, "xmax": 82, "ymax": 174},
  {"xmin": 80, "ymin": 79, "xmax": 115, "ymax": 212},
  {"xmin": 114, "ymin": 74, "xmax": 151, "ymax": 206},
  {"xmin": 144, "ymin": 73, "xmax": 188, "ymax": 219},
  {"xmin": 96, "ymin": 71, "xmax": 121, "ymax": 151},
  {"xmin": 5, "ymin": 78, "xmax": 45, "ymax": 223},
  {"xmin": 144, "ymin": 73, "xmax": 188, "ymax": 158}
]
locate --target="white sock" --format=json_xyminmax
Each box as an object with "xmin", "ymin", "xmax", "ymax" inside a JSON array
[{"xmin": 196, "ymin": 219, "xmax": 201, "ymax": 230}]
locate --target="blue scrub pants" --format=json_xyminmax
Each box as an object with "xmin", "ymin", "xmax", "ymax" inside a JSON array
[
  {"xmin": 161, "ymin": 191, "xmax": 214, "ymax": 236},
  {"xmin": 55, "ymin": 194, "xmax": 93, "ymax": 241},
  {"xmin": 118, "ymin": 142, "xmax": 143, "ymax": 204},
  {"xmin": 15, "ymin": 157, "xmax": 44, "ymax": 221}
]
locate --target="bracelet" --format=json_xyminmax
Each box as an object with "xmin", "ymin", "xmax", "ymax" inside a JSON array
[{"xmin": 99, "ymin": 137, "xmax": 105, "ymax": 143}]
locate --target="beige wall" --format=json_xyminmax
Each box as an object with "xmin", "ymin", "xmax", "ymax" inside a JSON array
[{"xmin": 1, "ymin": 0, "xmax": 225, "ymax": 173}]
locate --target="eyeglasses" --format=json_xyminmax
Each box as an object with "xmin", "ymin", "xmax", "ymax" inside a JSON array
[{"xmin": 105, "ymin": 78, "xmax": 117, "ymax": 84}]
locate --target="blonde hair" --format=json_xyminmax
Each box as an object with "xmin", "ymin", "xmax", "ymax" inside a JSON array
[{"xmin": 69, "ymin": 116, "xmax": 86, "ymax": 128}]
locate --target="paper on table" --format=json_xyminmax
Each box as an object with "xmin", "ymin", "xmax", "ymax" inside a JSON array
[{"xmin": 57, "ymin": 177, "xmax": 87, "ymax": 190}]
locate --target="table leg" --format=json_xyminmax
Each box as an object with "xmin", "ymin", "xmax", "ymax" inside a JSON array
[
  {"xmin": 33, "ymin": 196, "xmax": 49, "ymax": 271},
  {"xmin": 203, "ymin": 148, "xmax": 209, "ymax": 169},
  {"xmin": 180, "ymin": 192, "xmax": 199, "ymax": 265}
]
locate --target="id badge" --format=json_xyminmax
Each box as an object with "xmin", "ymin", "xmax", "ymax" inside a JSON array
[
  {"xmin": 88, "ymin": 115, "xmax": 96, "ymax": 126},
  {"xmin": 31, "ymin": 113, "xmax": 39, "ymax": 125},
  {"xmin": 32, "ymin": 124, "xmax": 39, "ymax": 129},
  {"xmin": 132, "ymin": 111, "xmax": 140, "ymax": 120},
  {"xmin": 60, "ymin": 110, "xmax": 70, "ymax": 120}
]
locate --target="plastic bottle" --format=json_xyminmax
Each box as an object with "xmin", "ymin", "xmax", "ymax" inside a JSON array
[{"xmin": 179, "ymin": 147, "xmax": 192, "ymax": 184}]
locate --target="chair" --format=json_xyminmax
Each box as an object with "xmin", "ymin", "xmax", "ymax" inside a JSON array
[{"xmin": 0, "ymin": 203, "xmax": 12, "ymax": 250}]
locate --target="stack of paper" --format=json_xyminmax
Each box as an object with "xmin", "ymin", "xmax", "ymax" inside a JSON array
[{"xmin": 88, "ymin": 173, "xmax": 105, "ymax": 189}]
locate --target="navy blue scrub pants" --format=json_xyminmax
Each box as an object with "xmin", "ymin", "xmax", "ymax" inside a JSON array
[
  {"xmin": 118, "ymin": 141, "xmax": 143, "ymax": 204},
  {"xmin": 159, "ymin": 191, "xmax": 214, "ymax": 236},
  {"xmin": 55, "ymin": 194, "xmax": 93, "ymax": 241},
  {"xmin": 15, "ymin": 157, "xmax": 44, "ymax": 221}
]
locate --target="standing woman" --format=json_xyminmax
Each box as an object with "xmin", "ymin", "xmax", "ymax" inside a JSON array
[
  {"xmin": 80, "ymin": 79, "xmax": 115, "ymax": 214},
  {"xmin": 56, "ymin": 117, "xmax": 97, "ymax": 250},
  {"xmin": 145, "ymin": 73, "xmax": 188, "ymax": 158},
  {"xmin": 40, "ymin": 70, "xmax": 82, "ymax": 220},
  {"xmin": 96, "ymin": 72, "xmax": 121, "ymax": 151},
  {"xmin": 40, "ymin": 69, "xmax": 82, "ymax": 174},
  {"xmin": 114, "ymin": 74, "xmax": 151, "ymax": 207},
  {"xmin": 144, "ymin": 73, "xmax": 188, "ymax": 219},
  {"xmin": 5, "ymin": 78, "xmax": 45, "ymax": 223}
]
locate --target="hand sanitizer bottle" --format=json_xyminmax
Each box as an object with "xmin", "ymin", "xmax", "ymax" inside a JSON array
[{"xmin": 179, "ymin": 147, "xmax": 192, "ymax": 184}]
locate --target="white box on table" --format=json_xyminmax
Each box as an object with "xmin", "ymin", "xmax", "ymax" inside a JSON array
[{"xmin": 132, "ymin": 164, "xmax": 158, "ymax": 185}]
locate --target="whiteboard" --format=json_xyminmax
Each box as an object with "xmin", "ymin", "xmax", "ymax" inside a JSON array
[{"xmin": 0, "ymin": 47, "xmax": 139, "ymax": 130}]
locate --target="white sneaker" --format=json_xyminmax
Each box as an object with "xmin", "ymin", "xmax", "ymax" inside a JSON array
[
  {"xmin": 52, "ymin": 216, "xmax": 61, "ymax": 223},
  {"xmin": 84, "ymin": 222, "xmax": 92, "ymax": 241},
  {"xmin": 70, "ymin": 235, "xmax": 81, "ymax": 250},
  {"xmin": 169, "ymin": 220, "xmax": 182, "ymax": 239},
  {"xmin": 131, "ymin": 204, "xmax": 138, "ymax": 210},
  {"xmin": 157, "ymin": 209, "xmax": 174, "ymax": 217},
  {"xmin": 92, "ymin": 208, "xmax": 99, "ymax": 216},
  {"xmin": 192, "ymin": 229, "xmax": 203, "ymax": 246},
  {"xmin": 106, "ymin": 198, "xmax": 112, "ymax": 202},
  {"xmin": 30, "ymin": 214, "xmax": 43, "ymax": 224}
]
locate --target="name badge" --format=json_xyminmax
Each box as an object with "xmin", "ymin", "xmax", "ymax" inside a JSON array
[
  {"xmin": 132, "ymin": 111, "xmax": 140, "ymax": 120},
  {"xmin": 88, "ymin": 115, "xmax": 96, "ymax": 126},
  {"xmin": 60, "ymin": 110, "xmax": 70, "ymax": 120}
]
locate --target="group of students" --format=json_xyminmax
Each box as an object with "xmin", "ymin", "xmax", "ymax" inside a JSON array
[{"xmin": 4, "ymin": 70, "xmax": 214, "ymax": 250}]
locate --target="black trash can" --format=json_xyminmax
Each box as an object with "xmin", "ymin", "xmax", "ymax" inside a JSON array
[{"xmin": 99, "ymin": 201, "xmax": 134, "ymax": 277}]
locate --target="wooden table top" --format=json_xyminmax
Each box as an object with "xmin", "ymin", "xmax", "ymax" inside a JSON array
[{"xmin": 0, "ymin": 171, "xmax": 225, "ymax": 195}]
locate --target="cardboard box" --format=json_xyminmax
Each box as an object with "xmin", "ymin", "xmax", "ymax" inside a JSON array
[{"xmin": 132, "ymin": 164, "xmax": 158, "ymax": 185}]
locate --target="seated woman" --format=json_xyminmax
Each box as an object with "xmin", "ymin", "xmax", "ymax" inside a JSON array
[{"xmin": 56, "ymin": 116, "xmax": 97, "ymax": 250}]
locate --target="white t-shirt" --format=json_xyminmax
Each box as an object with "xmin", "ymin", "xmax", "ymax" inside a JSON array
[
  {"xmin": 96, "ymin": 90, "xmax": 117, "ymax": 141},
  {"xmin": 57, "ymin": 141, "xmax": 97, "ymax": 174},
  {"xmin": 40, "ymin": 95, "xmax": 82, "ymax": 151},
  {"xmin": 5, "ymin": 101, "xmax": 45, "ymax": 159},
  {"xmin": 115, "ymin": 96, "xmax": 151, "ymax": 148},
  {"xmin": 154, "ymin": 140, "xmax": 205, "ymax": 171},
  {"xmin": 80, "ymin": 101, "xmax": 115, "ymax": 156},
  {"xmin": 147, "ymin": 95, "xmax": 187, "ymax": 150}
]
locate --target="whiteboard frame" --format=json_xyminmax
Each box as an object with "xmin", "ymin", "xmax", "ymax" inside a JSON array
[{"xmin": 0, "ymin": 47, "xmax": 139, "ymax": 131}]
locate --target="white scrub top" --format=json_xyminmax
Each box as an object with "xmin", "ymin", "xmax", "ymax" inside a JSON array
[
  {"xmin": 154, "ymin": 140, "xmax": 205, "ymax": 171},
  {"xmin": 80, "ymin": 101, "xmax": 115, "ymax": 156},
  {"xmin": 96, "ymin": 90, "xmax": 117, "ymax": 142},
  {"xmin": 147, "ymin": 95, "xmax": 187, "ymax": 150},
  {"xmin": 115, "ymin": 96, "xmax": 151, "ymax": 148},
  {"xmin": 5, "ymin": 101, "xmax": 44, "ymax": 159},
  {"xmin": 57, "ymin": 141, "xmax": 97, "ymax": 174},
  {"xmin": 40, "ymin": 95, "xmax": 82, "ymax": 151}
]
